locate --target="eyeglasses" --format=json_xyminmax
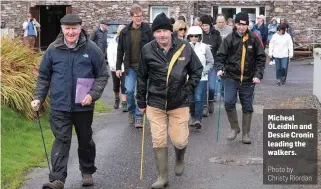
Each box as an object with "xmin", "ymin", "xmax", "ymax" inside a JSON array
[
  {"xmin": 189, "ymin": 35, "xmax": 199, "ymax": 38},
  {"xmin": 178, "ymin": 28, "xmax": 186, "ymax": 31}
]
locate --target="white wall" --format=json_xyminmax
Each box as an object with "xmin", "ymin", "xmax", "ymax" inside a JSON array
[{"xmin": 313, "ymin": 48, "xmax": 321, "ymax": 102}]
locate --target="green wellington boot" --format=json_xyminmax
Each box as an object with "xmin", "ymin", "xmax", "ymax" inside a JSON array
[
  {"xmin": 151, "ymin": 148, "xmax": 169, "ymax": 189},
  {"xmin": 242, "ymin": 112, "xmax": 252, "ymax": 144},
  {"xmin": 174, "ymin": 146, "xmax": 186, "ymax": 176},
  {"xmin": 226, "ymin": 110, "xmax": 240, "ymax": 140}
]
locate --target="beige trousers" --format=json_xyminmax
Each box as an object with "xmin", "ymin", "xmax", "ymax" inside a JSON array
[{"xmin": 146, "ymin": 105, "xmax": 189, "ymax": 149}]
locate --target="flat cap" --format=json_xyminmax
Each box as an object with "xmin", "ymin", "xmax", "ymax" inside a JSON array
[
  {"xmin": 60, "ymin": 14, "xmax": 82, "ymax": 25},
  {"xmin": 100, "ymin": 20, "xmax": 109, "ymax": 25}
]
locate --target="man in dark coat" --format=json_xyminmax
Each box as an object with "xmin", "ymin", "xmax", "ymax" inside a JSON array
[{"xmin": 31, "ymin": 14, "xmax": 109, "ymax": 189}]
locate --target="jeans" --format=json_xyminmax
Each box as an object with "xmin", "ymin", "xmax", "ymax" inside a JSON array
[
  {"xmin": 224, "ymin": 78, "xmax": 255, "ymax": 113},
  {"xmin": 125, "ymin": 67, "xmax": 142, "ymax": 119},
  {"xmin": 204, "ymin": 68, "xmax": 218, "ymax": 103},
  {"xmin": 275, "ymin": 57, "xmax": 288, "ymax": 80},
  {"xmin": 189, "ymin": 81, "xmax": 207, "ymax": 121}
]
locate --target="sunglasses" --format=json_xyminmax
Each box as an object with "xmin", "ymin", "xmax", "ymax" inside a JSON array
[
  {"xmin": 178, "ymin": 28, "xmax": 186, "ymax": 31},
  {"xmin": 189, "ymin": 35, "xmax": 199, "ymax": 38}
]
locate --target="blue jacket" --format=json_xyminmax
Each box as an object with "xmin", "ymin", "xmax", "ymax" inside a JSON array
[{"xmin": 35, "ymin": 29, "xmax": 109, "ymax": 112}]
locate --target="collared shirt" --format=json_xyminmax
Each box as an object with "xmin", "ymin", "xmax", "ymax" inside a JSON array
[
  {"xmin": 64, "ymin": 38, "xmax": 79, "ymax": 49},
  {"xmin": 156, "ymin": 36, "xmax": 177, "ymax": 61}
]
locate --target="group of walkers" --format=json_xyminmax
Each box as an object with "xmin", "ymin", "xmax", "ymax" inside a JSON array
[{"xmin": 29, "ymin": 3, "xmax": 294, "ymax": 188}]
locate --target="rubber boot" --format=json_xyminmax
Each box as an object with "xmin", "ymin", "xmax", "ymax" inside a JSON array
[
  {"xmin": 226, "ymin": 110, "xmax": 240, "ymax": 140},
  {"xmin": 151, "ymin": 147, "xmax": 169, "ymax": 189},
  {"xmin": 174, "ymin": 146, "xmax": 186, "ymax": 176},
  {"xmin": 242, "ymin": 112, "xmax": 252, "ymax": 144}
]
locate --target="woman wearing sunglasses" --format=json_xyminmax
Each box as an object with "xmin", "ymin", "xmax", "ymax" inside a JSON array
[
  {"xmin": 187, "ymin": 26, "xmax": 214, "ymax": 129},
  {"xmin": 173, "ymin": 20, "xmax": 188, "ymax": 40}
]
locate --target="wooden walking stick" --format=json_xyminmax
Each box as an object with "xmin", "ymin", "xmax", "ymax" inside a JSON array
[{"xmin": 140, "ymin": 114, "xmax": 147, "ymax": 180}]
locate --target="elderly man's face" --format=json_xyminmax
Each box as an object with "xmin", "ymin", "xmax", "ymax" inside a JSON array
[
  {"xmin": 153, "ymin": 29, "xmax": 172, "ymax": 47},
  {"xmin": 216, "ymin": 16, "xmax": 226, "ymax": 29},
  {"xmin": 236, "ymin": 23, "xmax": 248, "ymax": 34},
  {"xmin": 62, "ymin": 24, "xmax": 81, "ymax": 44}
]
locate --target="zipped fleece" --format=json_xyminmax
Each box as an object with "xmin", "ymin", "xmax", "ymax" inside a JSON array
[
  {"xmin": 35, "ymin": 29, "xmax": 109, "ymax": 112},
  {"xmin": 136, "ymin": 37, "xmax": 203, "ymax": 111},
  {"xmin": 215, "ymin": 30, "xmax": 266, "ymax": 83}
]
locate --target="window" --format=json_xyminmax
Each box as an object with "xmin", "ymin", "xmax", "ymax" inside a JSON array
[
  {"xmin": 218, "ymin": 6, "xmax": 262, "ymax": 23},
  {"xmin": 150, "ymin": 6, "xmax": 169, "ymax": 23}
]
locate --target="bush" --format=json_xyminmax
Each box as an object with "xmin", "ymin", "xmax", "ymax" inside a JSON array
[{"xmin": 1, "ymin": 37, "xmax": 49, "ymax": 120}]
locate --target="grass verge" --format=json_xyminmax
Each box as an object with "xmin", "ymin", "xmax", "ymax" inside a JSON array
[
  {"xmin": 1, "ymin": 100, "xmax": 111, "ymax": 188},
  {"xmin": 1, "ymin": 107, "xmax": 54, "ymax": 189}
]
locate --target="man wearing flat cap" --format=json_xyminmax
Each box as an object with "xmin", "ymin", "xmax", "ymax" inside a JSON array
[
  {"xmin": 31, "ymin": 14, "xmax": 109, "ymax": 189},
  {"xmin": 215, "ymin": 12, "xmax": 266, "ymax": 144},
  {"xmin": 136, "ymin": 12, "xmax": 203, "ymax": 188},
  {"xmin": 90, "ymin": 20, "xmax": 109, "ymax": 63}
]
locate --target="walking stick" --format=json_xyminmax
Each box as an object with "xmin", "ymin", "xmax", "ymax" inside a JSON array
[
  {"xmin": 36, "ymin": 111, "xmax": 51, "ymax": 173},
  {"xmin": 140, "ymin": 113, "xmax": 147, "ymax": 180},
  {"xmin": 216, "ymin": 76, "xmax": 224, "ymax": 141}
]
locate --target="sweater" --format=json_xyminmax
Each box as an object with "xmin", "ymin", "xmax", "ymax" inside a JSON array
[{"xmin": 269, "ymin": 32, "xmax": 293, "ymax": 59}]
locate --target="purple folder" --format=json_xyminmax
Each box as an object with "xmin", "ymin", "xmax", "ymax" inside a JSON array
[{"xmin": 75, "ymin": 78, "xmax": 95, "ymax": 103}]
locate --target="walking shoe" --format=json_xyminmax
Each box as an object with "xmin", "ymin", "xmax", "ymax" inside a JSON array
[
  {"xmin": 208, "ymin": 101, "xmax": 215, "ymax": 114},
  {"xmin": 82, "ymin": 173, "xmax": 93, "ymax": 186},
  {"xmin": 276, "ymin": 81, "xmax": 280, "ymax": 87},
  {"xmin": 135, "ymin": 118, "xmax": 143, "ymax": 128},
  {"xmin": 281, "ymin": 77, "xmax": 286, "ymax": 85},
  {"xmin": 42, "ymin": 180, "xmax": 64, "ymax": 189},
  {"xmin": 194, "ymin": 120, "xmax": 202, "ymax": 129},
  {"xmin": 128, "ymin": 113, "xmax": 135, "ymax": 126},
  {"xmin": 202, "ymin": 106, "xmax": 209, "ymax": 117},
  {"xmin": 189, "ymin": 116, "xmax": 196, "ymax": 126},
  {"xmin": 114, "ymin": 97, "xmax": 120, "ymax": 109},
  {"xmin": 122, "ymin": 101, "xmax": 128, "ymax": 112}
]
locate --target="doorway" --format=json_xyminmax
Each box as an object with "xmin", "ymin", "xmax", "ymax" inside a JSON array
[
  {"xmin": 39, "ymin": 5, "xmax": 69, "ymax": 51},
  {"xmin": 217, "ymin": 6, "xmax": 263, "ymax": 24}
]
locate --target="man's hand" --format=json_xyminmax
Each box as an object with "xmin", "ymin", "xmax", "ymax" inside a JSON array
[
  {"xmin": 81, "ymin": 94, "xmax": 93, "ymax": 106},
  {"xmin": 139, "ymin": 108, "xmax": 146, "ymax": 114},
  {"xmin": 217, "ymin": 70, "xmax": 224, "ymax": 77},
  {"xmin": 253, "ymin": 77, "xmax": 261, "ymax": 84},
  {"xmin": 116, "ymin": 70, "xmax": 122, "ymax": 78},
  {"xmin": 31, "ymin": 100, "xmax": 41, "ymax": 111}
]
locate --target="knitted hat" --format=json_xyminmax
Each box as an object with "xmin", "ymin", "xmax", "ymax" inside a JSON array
[
  {"xmin": 152, "ymin": 12, "xmax": 173, "ymax": 32},
  {"xmin": 200, "ymin": 15, "xmax": 212, "ymax": 25},
  {"xmin": 235, "ymin": 12, "xmax": 249, "ymax": 25}
]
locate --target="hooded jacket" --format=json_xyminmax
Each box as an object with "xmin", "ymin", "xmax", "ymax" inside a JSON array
[
  {"xmin": 215, "ymin": 29, "xmax": 266, "ymax": 83},
  {"xmin": 136, "ymin": 36, "xmax": 203, "ymax": 111},
  {"xmin": 35, "ymin": 29, "xmax": 109, "ymax": 112},
  {"xmin": 268, "ymin": 18, "xmax": 278, "ymax": 41},
  {"xmin": 202, "ymin": 27, "xmax": 222, "ymax": 59}
]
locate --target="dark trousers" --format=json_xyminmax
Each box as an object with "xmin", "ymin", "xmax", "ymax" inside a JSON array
[
  {"xmin": 49, "ymin": 110, "xmax": 97, "ymax": 182},
  {"xmin": 224, "ymin": 78, "xmax": 255, "ymax": 113},
  {"xmin": 111, "ymin": 71, "xmax": 126, "ymax": 94}
]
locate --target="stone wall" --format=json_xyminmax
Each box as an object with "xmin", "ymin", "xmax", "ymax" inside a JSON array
[
  {"xmin": 269, "ymin": 0, "xmax": 321, "ymax": 43},
  {"xmin": 1, "ymin": 0, "xmax": 320, "ymax": 44}
]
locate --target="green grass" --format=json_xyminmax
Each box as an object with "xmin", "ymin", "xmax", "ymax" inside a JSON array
[
  {"xmin": 1, "ymin": 107, "xmax": 54, "ymax": 189},
  {"xmin": 94, "ymin": 99, "xmax": 112, "ymax": 113},
  {"xmin": 1, "ymin": 100, "xmax": 112, "ymax": 188}
]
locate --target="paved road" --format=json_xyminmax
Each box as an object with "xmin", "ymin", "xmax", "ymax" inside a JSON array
[{"xmin": 20, "ymin": 59, "xmax": 320, "ymax": 189}]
